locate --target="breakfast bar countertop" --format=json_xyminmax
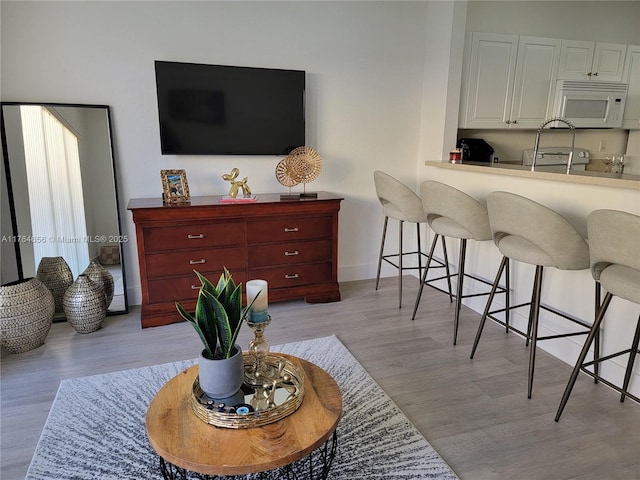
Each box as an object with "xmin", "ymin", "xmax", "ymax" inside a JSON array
[{"xmin": 425, "ymin": 161, "xmax": 640, "ymax": 190}]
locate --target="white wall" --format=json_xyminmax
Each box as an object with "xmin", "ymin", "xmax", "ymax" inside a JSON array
[
  {"xmin": 466, "ymin": 1, "xmax": 640, "ymax": 44},
  {"xmin": 1, "ymin": 0, "xmax": 431, "ymax": 299}
]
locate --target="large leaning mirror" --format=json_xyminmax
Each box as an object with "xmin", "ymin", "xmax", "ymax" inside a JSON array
[{"xmin": 1, "ymin": 102, "xmax": 128, "ymax": 317}]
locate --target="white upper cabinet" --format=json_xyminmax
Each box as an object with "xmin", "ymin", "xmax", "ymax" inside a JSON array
[
  {"xmin": 558, "ymin": 40, "xmax": 627, "ymax": 82},
  {"xmin": 510, "ymin": 36, "xmax": 562, "ymax": 128},
  {"xmin": 460, "ymin": 33, "xmax": 518, "ymax": 129},
  {"xmin": 622, "ymin": 45, "xmax": 640, "ymax": 129},
  {"xmin": 460, "ymin": 33, "xmax": 560, "ymax": 129}
]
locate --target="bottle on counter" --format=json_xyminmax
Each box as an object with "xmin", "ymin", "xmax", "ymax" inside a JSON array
[{"xmin": 449, "ymin": 148, "xmax": 463, "ymax": 164}]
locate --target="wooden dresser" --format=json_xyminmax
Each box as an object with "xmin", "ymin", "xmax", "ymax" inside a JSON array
[{"xmin": 127, "ymin": 192, "xmax": 343, "ymax": 327}]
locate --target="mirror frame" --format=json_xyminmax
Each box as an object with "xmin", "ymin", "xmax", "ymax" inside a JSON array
[{"xmin": 0, "ymin": 102, "xmax": 128, "ymax": 316}]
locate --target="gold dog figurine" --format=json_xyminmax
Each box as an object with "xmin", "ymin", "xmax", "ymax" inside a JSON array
[{"xmin": 222, "ymin": 168, "xmax": 252, "ymax": 198}]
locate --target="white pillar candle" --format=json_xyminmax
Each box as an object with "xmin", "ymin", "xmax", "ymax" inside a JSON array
[{"xmin": 246, "ymin": 279, "xmax": 268, "ymax": 323}]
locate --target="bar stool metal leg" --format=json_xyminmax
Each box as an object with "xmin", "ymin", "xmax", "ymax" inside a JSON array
[
  {"xmin": 412, "ymin": 234, "xmax": 439, "ymax": 321},
  {"xmin": 375, "ymin": 217, "xmax": 426, "ymax": 309},
  {"xmin": 441, "ymin": 237, "xmax": 453, "ymax": 304},
  {"xmin": 621, "ymin": 317, "xmax": 640, "ymax": 403},
  {"xmin": 416, "ymin": 223, "xmax": 423, "ymax": 284},
  {"xmin": 411, "ymin": 234, "xmax": 454, "ymax": 321},
  {"xmin": 398, "ymin": 220, "xmax": 404, "ymax": 308},
  {"xmin": 453, "ymin": 239, "xmax": 467, "ymax": 345},
  {"xmin": 555, "ymin": 292, "xmax": 613, "ymax": 421},
  {"xmin": 527, "ymin": 265, "xmax": 544, "ymax": 399},
  {"xmin": 504, "ymin": 260, "xmax": 511, "ymax": 333},
  {"xmin": 375, "ymin": 216, "xmax": 389, "ymax": 292},
  {"xmin": 470, "ymin": 256, "xmax": 508, "ymax": 359},
  {"xmin": 593, "ymin": 283, "xmax": 601, "ymax": 384}
]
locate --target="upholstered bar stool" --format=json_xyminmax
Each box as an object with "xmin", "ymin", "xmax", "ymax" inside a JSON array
[
  {"xmin": 373, "ymin": 171, "xmax": 449, "ymax": 308},
  {"xmin": 555, "ymin": 210, "xmax": 640, "ymax": 421},
  {"xmin": 412, "ymin": 181, "xmax": 506, "ymax": 345},
  {"xmin": 470, "ymin": 191, "xmax": 594, "ymax": 398}
]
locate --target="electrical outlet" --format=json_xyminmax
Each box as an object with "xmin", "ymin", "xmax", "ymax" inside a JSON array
[{"xmin": 599, "ymin": 139, "xmax": 607, "ymax": 153}]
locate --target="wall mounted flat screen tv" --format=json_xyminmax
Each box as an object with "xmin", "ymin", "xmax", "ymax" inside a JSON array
[{"xmin": 154, "ymin": 61, "xmax": 305, "ymax": 155}]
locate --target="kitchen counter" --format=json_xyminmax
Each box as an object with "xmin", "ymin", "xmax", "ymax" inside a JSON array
[
  {"xmin": 419, "ymin": 162, "xmax": 639, "ymax": 400},
  {"xmin": 425, "ymin": 161, "xmax": 640, "ymax": 190}
]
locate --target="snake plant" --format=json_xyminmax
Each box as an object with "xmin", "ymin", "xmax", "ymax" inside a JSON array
[{"xmin": 176, "ymin": 268, "xmax": 258, "ymax": 360}]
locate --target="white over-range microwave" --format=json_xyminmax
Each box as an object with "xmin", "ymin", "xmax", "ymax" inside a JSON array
[{"xmin": 552, "ymin": 80, "xmax": 628, "ymax": 128}]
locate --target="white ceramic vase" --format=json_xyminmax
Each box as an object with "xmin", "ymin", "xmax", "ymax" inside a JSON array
[{"xmin": 198, "ymin": 344, "xmax": 244, "ymax": 399}]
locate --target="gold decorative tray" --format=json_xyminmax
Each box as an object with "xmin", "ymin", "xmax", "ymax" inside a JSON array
[{"xmin": 190, "ymin": 353, "xmax": 305, "ymax": 429}]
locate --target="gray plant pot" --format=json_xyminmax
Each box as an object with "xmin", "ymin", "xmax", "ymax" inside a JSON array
[{"xmin": 198, "ymin": 344, "xmax": 244, "ymax": 399}]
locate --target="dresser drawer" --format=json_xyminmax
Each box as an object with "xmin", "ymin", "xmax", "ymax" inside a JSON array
[
  {"xmin": 248, "ymin": 262, "xmax": 332, "ymax": 289},
  {"xmin": 146, "ymin": 247, "xmax": 245, "ymax": 278},
  {"xmin": 148, "ymin": 271, "xmax": 248, "ymax": 304},
  {"xmin": 247, "ymin": 216, "xmax": 332, "ymax": 244},
  {"xmin": 144, "ymin": 222, "xmax": 245, "ymax": 252},
  {"xmin": 248, "ymin": 239, "xmax": 332, "ymax": 268}
]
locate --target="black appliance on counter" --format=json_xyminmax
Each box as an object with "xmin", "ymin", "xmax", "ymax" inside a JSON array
[{"xmin": 457, "ymin": 138, "xmax": 494, "ymax": 163}]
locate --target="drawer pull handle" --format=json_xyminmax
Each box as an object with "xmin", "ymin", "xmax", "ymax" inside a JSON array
[
  {"xmin": 285, "ymin": 274, "xmax": 300, "ymax": 279},
  {"xmin": 187, "ymin": 234, "xmax": 205, "ymax": 239},
  {"xmin": 284, "ymin": 251, "xmax": 300, "ymax": 256},
  {"xmin": 284, "ymin": 227, "xmax": 299, "ymax": 233},
  {"xmin": 191, "ymin": 285, "xmax": 200, "ymax": 290},
  {"xmin": 189, "ymin": 259, "xmax": 206, "ymax": 265}
]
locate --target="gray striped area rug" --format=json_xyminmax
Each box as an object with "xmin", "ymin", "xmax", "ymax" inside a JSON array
[{"xmin": 26, "ymin": 335, "xmax": 458, "ymax": 479}]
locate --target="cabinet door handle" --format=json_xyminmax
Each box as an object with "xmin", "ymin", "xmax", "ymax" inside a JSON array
[
  {"xmin": 512, "ymin": 120, "xmax": 517, "ymax": 124},
  {"xmin": 587, "ymin": 72, "xmax": 592, "ymax": 77},
  {"xmin": 284, "ymin": 274, "xmax": 300, "ymax": 279},
  {"xmin": 187, "ymin": 234, "xmax": 205, "ymax": 239},
  {"xmin": 191, "ymin": 285, "xmax": 200, "ymax": 290},
  {"xmin": 593, "ymin": 72, "xmax": 598, "ymax": 77},
  {"xmin": 284, "ymin": 227, "xmax": 299, "ymax": 233},
  {"xmin": 189, "ymin": 259, "xmax": 206, "ymax": 265},
  {"xmin": 284, "ymin": 250, "xmax": 300, "ymax": 256}
]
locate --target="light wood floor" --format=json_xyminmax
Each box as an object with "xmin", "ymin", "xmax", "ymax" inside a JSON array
[{"xmin": 2, "ymin": 278, "xmax": 639, "ymax": 480}]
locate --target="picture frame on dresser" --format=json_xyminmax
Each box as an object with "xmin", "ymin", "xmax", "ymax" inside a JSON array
[{"xmin": 161, "ymin": 169, "xmax": 190, "ymax": 203}]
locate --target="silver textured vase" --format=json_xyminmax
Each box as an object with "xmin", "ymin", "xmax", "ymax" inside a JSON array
[
  {"xmin": 36, "ymin": 256, "xmax": 73, "ymax": 314},
  {"xmin": 0, "ymin": 278, "xmax": 55, "ymax": 353},
  {"xmin": 82, "ymin": 261, "xmax": 114, "ymax": 308},
  {"xmin": 63, "ymin": 274, "xmax": 107, "ymax": 333}
]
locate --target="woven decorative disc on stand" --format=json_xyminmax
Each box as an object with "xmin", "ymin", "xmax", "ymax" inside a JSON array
[
  {"xmin": 275, "ymin": 156, "xmax": 301, "ymax": 200},
  {"xmin": 287, "ymin": 146, "xmax": 322, "ymax": 198}
]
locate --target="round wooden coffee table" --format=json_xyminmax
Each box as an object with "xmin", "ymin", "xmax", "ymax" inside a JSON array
[{"xmin": 146, "ymin": 354, "xmax": 342, "ymax": 479}]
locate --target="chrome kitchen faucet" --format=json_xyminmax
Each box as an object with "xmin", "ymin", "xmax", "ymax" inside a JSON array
[{"xmin": 531, "ymin": 117, "xmax": 576, "ymax": 174}]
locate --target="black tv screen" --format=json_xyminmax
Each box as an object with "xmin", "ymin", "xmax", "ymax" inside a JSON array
[{"xmin": 155, "ymin": 61, "xmax": 305, "ymax": 155}]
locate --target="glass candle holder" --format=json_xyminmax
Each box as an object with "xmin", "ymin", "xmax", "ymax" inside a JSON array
[{"xmin": 245, "ymin": 316, "xmax": 272, "ymax": 385}]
